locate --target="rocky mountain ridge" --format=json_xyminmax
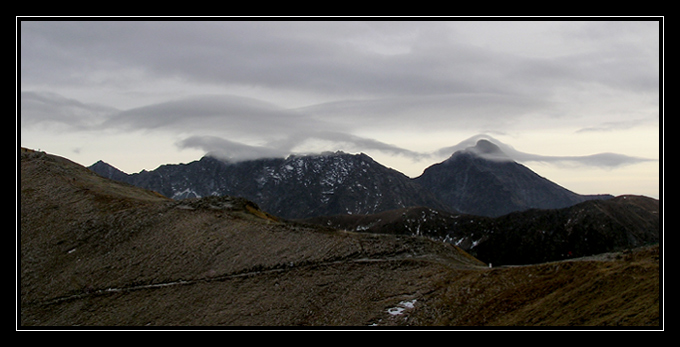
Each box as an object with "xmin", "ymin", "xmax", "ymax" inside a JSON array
[
  {"xmin": 90, "ymin": 139, "xmax": 613, "ymax": 219},
  {"xmin": 90, "ymin": 151, "xmax": 451, "ymax": 219}
]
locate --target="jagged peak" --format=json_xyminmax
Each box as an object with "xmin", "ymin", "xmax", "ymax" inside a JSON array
[
  {"xmin": 89, "ymin": 159, "xmax": 128, "ymax": 174},
  {"xmin": 90, "ymin": 159, "xmax": 110, "ymax": 166}
]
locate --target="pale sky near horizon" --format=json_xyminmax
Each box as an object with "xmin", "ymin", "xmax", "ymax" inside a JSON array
[{"xmin": 19, "ymin": 19, "xmax": 661, "ymax": 198}]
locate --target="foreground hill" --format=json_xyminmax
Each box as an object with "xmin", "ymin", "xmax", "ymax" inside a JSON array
[
  {"xmin": 19, "ymin": 148, "xmax": 660, "ymax": 327},
  {"xmin": 20, "ymin": 148, "xmax": 481, "ymax": 326},
  {"xmin": 404, "ymin": 244, "xmax": 660, "ymax": 326}
]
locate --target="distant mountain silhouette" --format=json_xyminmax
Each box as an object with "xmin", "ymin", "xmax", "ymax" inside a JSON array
[{"xmin": 414, "ymin": 139, "xmax": 613, "ymax": 217}]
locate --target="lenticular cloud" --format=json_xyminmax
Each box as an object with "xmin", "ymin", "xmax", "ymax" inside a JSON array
[{"xmin": 436, "ymin": 134, "xmax": 654, "ymax": 168}]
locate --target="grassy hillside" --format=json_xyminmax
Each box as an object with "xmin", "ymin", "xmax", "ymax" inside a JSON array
[
  {"xmin": 19, "ymin": 148, "xmax": 660, "ymax": 327},
  {"xmin": 406, "ymin": 245, "xmax": 660, "ymax": 327}
]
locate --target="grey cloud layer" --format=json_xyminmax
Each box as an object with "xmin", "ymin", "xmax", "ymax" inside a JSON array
[
  {"xmin": 20, "ymin": 91, "xmax": 424, "ymax": 161},
  {"xmin": 20, "ymin": 21, "xmax": 659, "ymax": 169},
  {"xmin": 294, "ymin": 93, "xmax": 552, "ymax": 132},
  {"xmin": 20, "ymin": 89, "xmax": 655, "ymax": 168},
  {"xmin": 103, "ymin": 94, "xmax": 334, "ymax": 136},
  {"xmin": 102, "ymin": 94, "xmax": 424, "ymax": 159},
  {"xmin": 20, "ymin": 91, "xmax": 118, "ymax": 129},
  {"xmin": 177, "ymin": 132, "xmax": 423, "ymax": 162},
  {"xmin": 177, "ymin": 135, "xmax": 288, "ymax": 161},
  {"xmin": 21, "ymin": 21, "xmax": 659, "ymax": 100}
]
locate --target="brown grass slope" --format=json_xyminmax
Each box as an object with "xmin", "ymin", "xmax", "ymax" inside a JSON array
[
  {"xmin": 19, "ymin": 148, "xmax": 483, "ymax": 326},
  {"xmin": 19, "ymin": 148, "xmax": 660, "ymax": 327},
  {"xmin": 406, "ymin": 245, "xmax": 660, "ymax": 326}
]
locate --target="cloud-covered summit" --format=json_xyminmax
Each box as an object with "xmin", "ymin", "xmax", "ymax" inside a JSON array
[
  {"xmin": 177, "ymin": 131, "xmax": 653, "ymax": 169},
  {"xmin": 438, "ymin": 134, "xmax": 655, "ymax": 168}
]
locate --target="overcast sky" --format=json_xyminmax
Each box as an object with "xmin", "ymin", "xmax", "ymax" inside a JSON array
[{"xmin": 19, "ymin": 20, "xmax": 661, "ymax": 198}]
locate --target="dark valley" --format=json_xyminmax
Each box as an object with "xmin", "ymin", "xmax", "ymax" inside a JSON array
[{"xmin": 302, "ymin": 195, "xmax": 659, "ymax": 266}]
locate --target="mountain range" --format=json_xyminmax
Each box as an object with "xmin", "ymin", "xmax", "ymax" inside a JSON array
[
  {"xmin": 91, "ymin": 151, "xmax": 449, "ymax": 219},
  {"xmin": 89, "ymin": 139, "xmax": 613, "ymax": 219}
]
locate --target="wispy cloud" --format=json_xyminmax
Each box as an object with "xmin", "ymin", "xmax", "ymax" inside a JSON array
[
  {"xmin": 436, "ymin": 134, "xmax": 655, "ymax": 168},
  {"xmin": 176, "ymin": 135, "xmax": 288, "ymax": 162},
  {"xmin": 575, "ymin": 117, "xmax": 658, "ymax": 133},
  {"xmin": 103, "ymin": 94, "xmax": 333, "ymax": 137},
  {"xmin": 20, "ymin": 91, "xmax": 117, "ymax": 130},
  {"xmin": 177, "ymin": 131, "xmax": 425, "ymax": 162},
  {"xmin": 20, "ymin": 88, "xmax": 654, "ymax": 169}
]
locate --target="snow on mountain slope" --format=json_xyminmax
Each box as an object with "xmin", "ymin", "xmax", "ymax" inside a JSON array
[{"xmin": 90, "ymin": 151, "xmax": 449, "ymax": 219}]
